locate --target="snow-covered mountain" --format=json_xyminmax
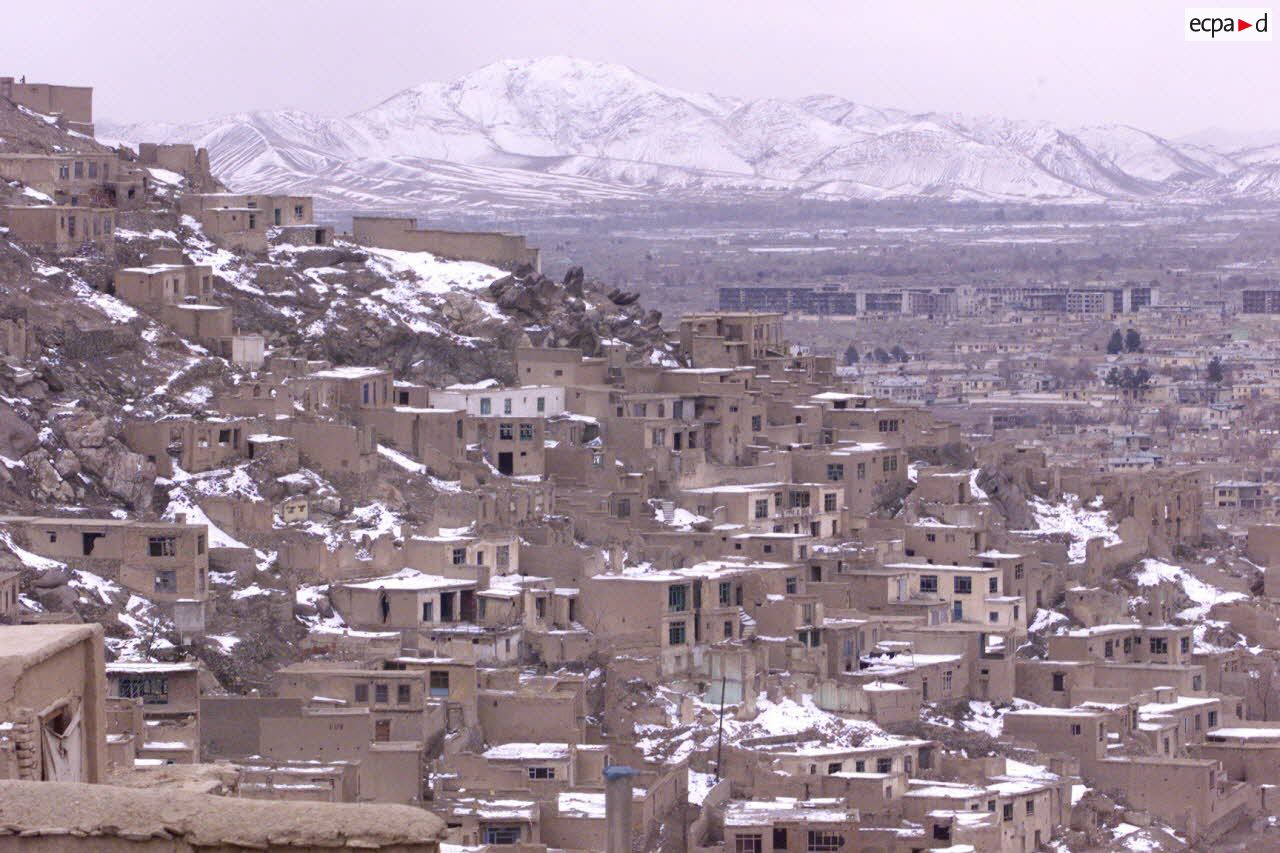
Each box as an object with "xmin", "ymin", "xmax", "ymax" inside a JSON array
[{"xmin": 101, "ymin": 56, "xmax": 1280, "ymax": 210}]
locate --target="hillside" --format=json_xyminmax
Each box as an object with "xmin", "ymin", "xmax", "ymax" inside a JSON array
[{"xmin": 0, "ymin": 98, "xmax": 673, "ymax": 680}]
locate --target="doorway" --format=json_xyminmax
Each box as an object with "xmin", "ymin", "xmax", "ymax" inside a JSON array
[{"xmin": 497, "ymin": 452, "xmax": 514, "ymax": 475}]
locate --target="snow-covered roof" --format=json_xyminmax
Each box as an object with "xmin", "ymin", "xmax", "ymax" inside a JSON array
[
  {"xmin": 341, "ymin": 569, "xmax": 475, "ymax": 592},
  {"xmin": 723, "ymin": 798, "xmax": 851, "ymax": 827},
  {"xmin": 482, "ymin": 742, "xmax": 570, "ymax": 761}
]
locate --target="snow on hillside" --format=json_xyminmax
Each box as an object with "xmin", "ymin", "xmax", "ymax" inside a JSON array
[
  {"xmin": 100, "ymin": 57, "xmax": 1280, "ymax": 209},
  {"xmin": 1028, "ymin": 494, "xmax": 1120, "ymax": 563},
  {"xmin": 1134, "ymin": 558, "xmax": 1247, "ymax": 620}
]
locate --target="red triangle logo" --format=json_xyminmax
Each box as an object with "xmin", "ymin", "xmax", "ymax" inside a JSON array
[{"xmin": 1239, "ymin": 18, "xmax": 1253, "ymax": 30}]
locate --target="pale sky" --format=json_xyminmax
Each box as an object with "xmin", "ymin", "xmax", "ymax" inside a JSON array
[{"xmin": 8, "ymin": 0, "xmax": 1279, "ymax": 138}]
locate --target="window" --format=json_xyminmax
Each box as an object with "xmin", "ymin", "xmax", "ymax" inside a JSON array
[
  {"xmin": 883, "ymin": 456, "xmax": 898, "ymax": 473},
  {"xmin": 294, "ymin": 204, "xmax": 304, "ymax": 218},
  {"xmin": 429, "ymin": 671, "xmax": 449, "ymax": 697},
  {"xmin": 719, "ymin": 581, "xmax": 732, "ymax": 606},
  {"xmin": 452, "ymin": 547, "xmax": 466, "ymax": 565},
  {"xmin": 519, "ymin": 423, "xmax": 534, "ymax": 440},
  {"xmin": 397, "ymin": 684, "xmax": 411, "ymax": 704},
  {"xmin": 826, "ymin": 463, "xmax": 844, "ymax": 481},
  {"xmin": 988, "ymin": 611, "xmax": 999, "ymax": 623},
  {"xmin": 668, "ymin": 585, "xmax": 688, "ymax": 612},
  {"xmin": 724, "ymin": 620, "xmax": 733, "ymax": 638},
  {"xmin": 754, "ymin": 499, "xmax": 769, "ymax": 519},
  {"xmin": 496, "ymin": 545, "xmax": 510, "ymax": 570},
  {"xmin": 668, "ymin": 621, "xmax": 687, "ymax": 646},
  {"xmin": 483, "ymin": 826, "xmax": 523, "ymax": 844},
  {"xmin": 1014, "ymin": 564, "xmax": 1024, "ymax": 579},
  {"xmin": 1052, "ymin": 673, "xmax": 1066, "ymax": 692},
  {"xmin": 1123, "ymin": 637, "xmax": 1132, "ymax": 654},
  {"xmin": 354, "ymin": 683, "xmax": 369, "ymax": 703},
  {"xmin": 1026, "ymin": 799, "xmax": 1035, "ymax": 815},
  {"xmin": 528, "ymin": 766, "xmax": 556, "ymax": 779},
  {"xmin": 374, "ymin": 684, "xmax": 389, "ymax": 704},
  {"xmin": 751, "ymin": 415, "xmax": 762, "ymax": 431},
  {"xmin": 421, "ymin": 602, "xmax": 434, "ymax": 622},
  {"xmin": 616, "ymin": 498, "xmax": 630, "ymax": 518},
  {"xmin": 807, "ymin": 830, "xmax": 844, "ymax": 852},
  {"xmin": 148, "ymin": 536, "xmax": 176, "ymax": 557},
  {"xmin": 59, "ymin": 163, "xmax": 69, "ymax": 179},
  {"xmin": 824, "ymin": 493, "xmax": 837, "ymax": 511},
  {"xmin": 920, "ymin": 575, "xmax": 938, "ymax": 593},
  {"xmin": 876, "ymin": 757, "xmax": 892, "ymax": 773},
  {"xmin": 1003, "ymin": 803, "xmax": 1014, "ymax": 821},
  {"xmin": 499, "ymin": 423, "xmax": 513, "ymax": 440},
  {"xmin": 953, "ymin": 576, "xmax": 972, "ymax": 594},
  {"xmin": 734, "ymin": 835, "xmax": 763, "ymax": 853},
  {"xmin": 74, "ymin": 161, "xmax": 84, "ymax": 178},
  {"xmin": 988, "ymin": 577, "xmax": 998, "ymax": 593},
  {"xmin": 196, "ymin": 535, "xmax": 205, "ymax": 555},
  {"xmin": 856, "ymin": 462, "xmax": 866, "ymax": 480},
  {"xmin": 154, "ymin": 570, "xmax": 177, "ymax": 593},
  {"xmin": 827, "ymin": 762, "xmax": 843, "ymax": 774},
  {"xmin": 786, "ymin": 577, "xmax": 798, "ymax": 594},
  {"xmin": 1209, "ymin": 710, "xmax": 1218, "ymax": 727},
  {"xmin": 1149, "ymin": 637, "xmax": 1168, "ymax": 654},
  {"xmin": 1180, "ymin": 636, "xmax": 1191, "ymax": 654},
  {"xmin": 536, "ymin": 396, "xmax": 546, "ymax": 413},
  {"xmin": 943, "ymin": 670, "xmax": 953, "ymax": 693},
  {"xmin": 117, "ymin": 675, "xmax": 168, "ymax": 704},
  {"xmin": 1104, "ymin": 640, "xmax": 1114, "ymax": 658},
  {"xmin": 480, "ymin": 398, "xmax": 492, "ymax": 415},
  {"xmin": 878, "ymin": 419, "xmax": 899, "ymax": 433}
]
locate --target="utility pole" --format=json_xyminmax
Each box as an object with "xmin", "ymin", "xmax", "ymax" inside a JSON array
[{"xmin": 714, "ymin": 670, "xmax": 727, "ymax": 781}]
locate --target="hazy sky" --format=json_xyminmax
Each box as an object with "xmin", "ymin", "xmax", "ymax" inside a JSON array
[{"xmin": 9, "ymin": 0, "xmax": 1278, "ymax": 138}]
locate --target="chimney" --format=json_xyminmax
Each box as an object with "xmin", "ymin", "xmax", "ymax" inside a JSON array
[
  {"xmin": 175, "ymin": 512, "xmax": 187, "ymax": 525},
  {"xmin": 604, "ymin": 765, "xmax": 638, "ymax": 853}
]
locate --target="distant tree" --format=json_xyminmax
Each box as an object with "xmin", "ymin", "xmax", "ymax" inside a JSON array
[
  {"xmin": 890, "ymin": 345, "xmax": 909, "ymax": 363},
  {"xmin": 873, "ymin": 347, "xmax": 892, "ymax": 364},
  {"xmin": 1106, "ymin": 330, "xmax": 1124, "ymax": 355},
  {"xmin": 1207, "ymin": 355, "xmax": 1224, "ymax": 384},
  {"xmin": 1124, "ymin": 328, "xmax": 1142, "ymax": 353},
  {"xmin": 843, "ymin": 344, "xmax": 860, "ymax": 366},
  {"xmin": 1104, "ymin": 366, "xmax": 1152, "ymax": 391}
]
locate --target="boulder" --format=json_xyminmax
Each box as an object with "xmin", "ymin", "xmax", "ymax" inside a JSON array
[
  {"xmin": 35, "ymin": 584, "xmax": 78, "ymax": 613},
  {"xmin": 33, "ymin": 566, "xmax": 72, "ymax": 589},
  {"xmin": 0, "ymin": 403, "xmax": 38, "ymax": 459}
]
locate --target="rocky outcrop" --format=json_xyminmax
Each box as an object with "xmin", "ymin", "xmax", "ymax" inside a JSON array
[{"xmin": 54, "ymin": 413, "xmax": 157, "ymax": 511}]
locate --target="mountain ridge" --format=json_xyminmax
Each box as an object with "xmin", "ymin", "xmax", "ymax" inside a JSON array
[{"xmin": 99, "ymin": 56, "xmax": 1280, "ymax": 211}]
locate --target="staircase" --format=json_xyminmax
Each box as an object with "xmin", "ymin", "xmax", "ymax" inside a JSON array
[{"xmin": 659, "ymin": 500, "xmax": 676, "ymax": 524}]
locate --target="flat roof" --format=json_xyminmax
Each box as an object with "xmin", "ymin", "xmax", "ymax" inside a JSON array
[{"xmin": 0, "ymin": 624, "xmax": 98, "ymax": 667}]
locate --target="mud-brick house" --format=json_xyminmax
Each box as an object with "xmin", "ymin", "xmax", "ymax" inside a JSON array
[
  {"xmin": 0, "ymin": 205, "xmax": 114, "ymax": 253},
  {"xmin": 0, "ymin": 623, "xmax": 107, "ymax": 783},
  {"xmin": 0, "ymin": 77, "xmax": 94, "ymax": 134},
  {"xmin": 113, "ymin": 263, "xmax": 215, "ymax": 307},
  {"xmin": 0, "ymin": 516, "xmax": 209, "ymax": 619},
  {"xmin": 720, "ymin": 798, "xmax": 859, "ymax": 853},
  {"xmin": 330, "ymin": 570, "xmax": 479, "ymax": 633},
  {"xmin": 0, "ymin": 152, "xmax": 120, "ymax": 206},
  {"xmin": 105, "ymin": 660, "xmax": 202, "ymax": 765}
]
